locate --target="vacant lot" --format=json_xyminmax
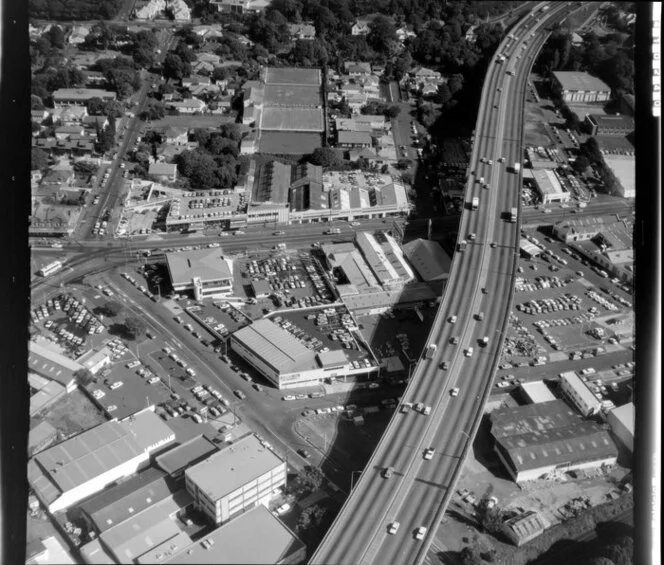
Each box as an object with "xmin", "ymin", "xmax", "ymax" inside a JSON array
[
  {"xmin": 32, "ymin": 389, "xmax": 108, "ymax": 438},
  {"xmin": 524, "ymin": 103, "xmax": 555, "ymax": 147},
  {"xmin": 261, "ymin": 107, "xmax": 324, "ymax": 132},
  {"xmin": 259, "ymin": 132, "xmax": 322, "ymax": 155},
  {"xmin": 265, "ymin": 67, "xmax": 321, "ymax": 86}
]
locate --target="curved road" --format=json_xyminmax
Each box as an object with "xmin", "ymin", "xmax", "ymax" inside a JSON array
[{"xmin": 310, "ymin": 3, "xmax": 583, "ymax": 565}]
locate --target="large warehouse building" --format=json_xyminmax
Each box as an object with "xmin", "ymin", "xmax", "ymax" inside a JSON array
[
  {"xmin": 490, "ymin": 400, "xmax": 618, "ymax": 483},
  {"xmin": 552, "ymin": 71, "xmax": 611, "ymax": 104},
  {"xmin": 28, "ymin": 409, "xmax": 175, "ymax": 513},
  {"xmin": 532, "ymin": 169, "xmax": 571, "ymax": 205},
  {"xmin": 166, "ymin": 248, "xmax": 234, "ymax": 300},
  {"xmin": 185, "ymin": 434, "xmax": 286, "ymax": 525}
]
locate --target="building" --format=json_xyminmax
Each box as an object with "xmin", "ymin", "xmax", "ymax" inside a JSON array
[
  {"xmin": 288, "ymin": 23, "xmax": 315, "ymax": 40},
  {"xmin": 351, "ymin": 19, "xmax": 372, "ymax": 36},
  {"xmin": 551, "ymin": 71, "xmax": 611, "ymax": 104},
  {"xmin": 532, "ymin": 169, "xmax": 571, "ymax": 204},
  {"xmin": 28, "ymin": 409, "xmax": 176, "ymax": 513},
  {"xmin": 337, "ymin": 130, "xmax": 372, "ymax": 149},
  {"xmin": 411, "ymin": 66, "xmax": 443, "ymax": 84},
  {"xmin": 344, "ymin": 61, "xmax": 372, "ymax": 76},
  {"xmin": 77, "ymin": 467, "xmax": 176, "ymax": 533},
  {"xmin": 185, "ymin": 434, "xmax": 286, "ymax": 525},
  {"xmin": 135, "ymin": 0, "xmax": 191, "ymax": 20},
  {"xmin": 166, "ymin": 248, "xmax": 234, "ymax": 300},
  {"xmin": 52, "ymin": 88, "xmax": 117, "ymax": 107},
  {"xmin": 155, "ymin": 435, "xmax": 220, "ymax": 479},
  {"xmin": 502, "ymin": 511, "xmax": 549, "ymax": 546},
  {"xmin": 77, "ymin": 347, "xmax": 112, "ymax": 375},
  {"xmin": 254, "ymin": 160, "xmax": 292, "ymax": 204},
  {"xmin": 585, "ymin": 114, "xmax": 635, "ymax": 136},
  {"xmin": 519, "ymin": 381, "xmax": 557, "ymax": 404},
  {"xmin": 210, "ymin": 0, "xmax": 269, "ymax": 14},
  {"xmin": 402, "ymin": 239, "xmax": 452, "ymax": 282},
  {"xmin": 160, "ymin": 505, "xmax": 306, "ymax": 564},
  {"xmin": 28, "ymin": 340, "xmax": 83, "ymax": 393},
  {"xmin": 490, "ymin": 400, "xmax": 619, "ymax": 483},
  {"xmin": 168, "ymin": 98, "xmax": 207, "ymax": 114},
  {"xmin": 26, "ymin": 536, "xmax": 77, "ymax": 565},
  {"xmin": 354, "ymin": 231, "xmax": 415, "ymax": 289},
  {"xmin": 607, "ymin": 402, "xmax": 634, "ymax": 453},
  {"xmin": 558, "ymin": 371, "xmax": 602, "ymax": 417},
  {"xmin": 149, "ymin": 162, "xmax": 178, "ymax": 182},
  {"xmin": 29, "ymin": 421, "xmax": 59, "ymax": 456},
  {"xmin": 164, "ymin": 190, "xmax": 244, "ymax": 232}
]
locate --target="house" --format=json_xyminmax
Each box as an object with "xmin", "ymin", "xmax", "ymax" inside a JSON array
[
  {"xmin": 169, "ymin": 98, "xmax": 207, "ymax": 114},
  {"xmin": 289, "ymin": 23, "xmax": 316, "ymax": 41},
  {"xmin": 84, "ymin": 70, "xmax": 106, "ymax": 87},
  {"xmin": 345, "ymin": 92, "xmax": 369, "ymax": 113},
  {"xmin": 50, "ymin": 106, "xmax": 88, "ymax": 124},
  {"xmin": 344, "ymin": 61, "xmax": 372, "ymax": 77},
  {"xmin": 149, "ymin": 162, "xmax": 178, "ymax": 182},
  {"xmin": 351, "ymin": 19, "xmax": 372, "ymax": 36},
  {"xmin": 193, "ymin": 24, "xmax": 224, "ymax": 40},
  {"xmin": 240, "ymin": 135, "xmax": 257, "ymax": 155},
  {"xmin": 348, "ymin": 147, "xmax": 379, "ymax": 163},
  {"xmin": 135, "ymin": 0, "xmax": 191, "ymax": 21},
  {"xmin": 68, "ymin": 25, "xmax": 90, "ymax": 45},
  {"xmin": 196, "ymin": 52, "xmax": 222, "ymax": 66},
  {"xmin": 182, "ymin": 75, "xmax": 211, "ymax": 88},
  {"xmin": 162, "ymin": 126, "xmax": 189, "ymax": 145},
  {"xmin": 193, "ymin": 60, "xmax": 215, "ymax": 75},
  {"xmin": 421, "ymin": 83, "xmax": 438, "ymax": 97},
  {"xmin": 32, "ymin": 109, "xmax": 49, "ymax": 123},
  {"xmin": 52, "ymin": 89, "xmax": 116, "ymax": 107},
  {"xmin": 412, "ymin": 66, "xmax": 443, "ymax": 83},
  {"xmin": 210, "ymin": 0, "xmax": 270, "ymax": 14},
  {"xmin": 55, "ymin": 125, "xmax": 85, "ymax": 140},
  {"xmin": 396, "ymin": 26, "xmax": 416, "ymax": 43}
]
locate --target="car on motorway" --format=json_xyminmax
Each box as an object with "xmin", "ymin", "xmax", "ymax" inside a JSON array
[
  {"xmin": 282, "ymin": 395, "xmax": 296, "ymax": 401},
  {"xmin": 440, "ymin": 361, "xmax": 449, "ymax": 370},
  {"xmin": 297, "ymin": 449, "xmax": 311, "ymax": 459},
  {"xmin": 400, "ymin": 403, "xmax": 411, "ymax": 414},
  {"xmin": 382, "ymin": 466, "xmax": 394, "ymax": 479},
  {"xmin": 107, "ymin": 405, "xmax": 117, "ymax": 413},
  {"xmin": 234, "ymin": 390, "xmax": 246, "ymax": 399},
  {"xmin": 450, "ymin": 387, "xmax": 460, "ymax": 397},
  {"xmin": 423, "ymin": 448, "xmax": 434, "ymax": 461},
  {"xmin": 464, "ymin": 347, "xmax": 474, "ymax": 357},
  {"xmin": 414, "ymin": 526, "xmax": 428, "ymax": 540},
  {"xmin": 422, "ymin": 406, "xmax": 431, "ymax": 416},
  {"xmin": 388, "ymin": 522, "xmax": 400, "ymax": 535},
  {"xmin": 448, "ymin": 315, "xmax": 457, "ymax": 323},
  {"xmin": 92, "ymin": 390, "xmax": 105, "ymax": 399},
  {"xmin": 450, "ymin": 336, "xmax": 459, "ymax": 345},
  {"xmin": 273, "ymin": 231, "xmax": 285, "ymax": 236},
  {"xmin": 252, "ymin": 383, "xmax": 263, "ymax": 392}
]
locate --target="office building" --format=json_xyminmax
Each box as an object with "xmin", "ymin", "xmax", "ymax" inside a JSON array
[{"xmin": 166, "ymin": 249, "xmax": 234, "ymax": 300}]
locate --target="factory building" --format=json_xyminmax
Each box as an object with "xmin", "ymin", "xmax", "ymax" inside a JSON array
[
  {"xmin": 585, "ymin": 114, "xmax": 635, "ymax": 136},
  {"xmin": 28, "ymin": 409, "xmax": 175, "ymax": 513},
  {"xmin": 401, "ymin": 239, "xmax": 452, "ymax": 282},
  {"xmin": 552, "ymin": 71, "xmax": 611, "ymax": 104},
  {"xmin": 185, "ymin": 434, "xmax": 286, "ymax": 525},
  {"xmin": 607, "ymin": 402, "xmax": 634, "ymax": 453},
  {"xmin": 490, "ymin": 400, "xmax": 618, "ymax": 483},
  {"xmin": 166, "ymin": 249, "xmax": 234, "ymax": 300},
  {"xmin": 531, "ymin": 169, "xmax": 571, "ymax": 205},
  {"xmin": 558, "ymin": 371, "xmax": 602, "ymax": 417}
]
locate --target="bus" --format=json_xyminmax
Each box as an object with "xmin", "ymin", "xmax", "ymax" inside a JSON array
[{"xmin": 39, "ymin": 260, "xmax": 63, "ymax": 277}]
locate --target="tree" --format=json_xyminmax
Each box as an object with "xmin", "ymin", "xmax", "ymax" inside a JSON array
[
  {"xmin": 140, "ymin": 100, "xmax": 165, "ymax": 121},
  {"xmin": 103, "ymin": 301, "xmax": 123, "ymax": 317},
  {"xmin": 32, "ymin": 121, "xmax": 42, "ymax": 134},
  {"xmin": 74, "ymin": 368, "xmax": 95, "ymax": 386},
  {"xmin": 367, "ymin": 14, "xmax": 397, "ymax": 54},
  {"xmin": 163, "ymin": 53, "xmax": 186, "ymax": 82},
  {"xmin": 47, "ymin": 26, "xmax": 65, "ymax": 49},
  {"xmin": 87, "ymin": 97, "xmax": 106, "ymax": 115},
  {"xmin": 459, "ymin": 547, "xmax": 482, "ymax": 565},
  {"xmin": 293, "ymin": 466, "xmax": 324, "ymax": 494},
  {"xmin": 572, "ymin": 154, "xmax": 590, "ymax": 175},
  {"xmin": 384, "ymin": 105, "xmax": 401, "ymax": 119},
  {"xmin": 601, "ymin": 545, "xmax": 630, "ymax": 565},
  {"xmin": 31, "ymin": 147, "xmax": 49, "ymax": 171},
  {"xmin": 31, "ymin": 95, "xmax": 45, "ymax": 110},
  {"xmin": 103, "ymin": 100, "xmax": 125, "ymax": 119},
  {"xmin": 448, "ymin": 74, "xmax": 464, "ymax": 95},
  {"xmin": 124, "ymin": 316, "xmax": 146, "ymax": 340},
  {"xmin": 309, "ymin": 147, "xmax": 343, "ymax": 168}
]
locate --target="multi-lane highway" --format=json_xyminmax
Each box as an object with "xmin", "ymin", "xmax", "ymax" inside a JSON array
[{"xmin": 310, "ymin": 4, "xmax": 582, "ymax": 564}]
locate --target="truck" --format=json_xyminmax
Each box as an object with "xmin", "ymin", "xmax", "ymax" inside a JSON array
[
  {"xmin": 512, "ymin": 162, "xmax": 521, "ymax": 173},
  {"xmin": 471, "ymin": 197, "xmax": 479, "ymax": 210},
  {"xmin": 509, "ymin": 207, "xmax": 518, "ymax": 223},
  {"xmin": 425, "ymin": 343, "xmax": 437, "ymax": 359}
]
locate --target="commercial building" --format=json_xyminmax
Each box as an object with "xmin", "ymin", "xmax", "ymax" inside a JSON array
[
  {"xmin": 558, "ymin": 371, "xmax": 602, "ymax": 417},
  {"xmin": 149, "ymin": 162, "xmax": 178, "ymax": 182},
  {"xmin": 607, "ymin": 402, "xmax": 634, "ymax": 453},
  {"xmin": 77, "ymin": 347, "xmax": 112, "ymax": 375},
  {"xmin": 551, "ymin": 72, "xmax": 611, "ymax": 104},
  {"xmin": 354, "ymin": 231, "xmax": 415, "ymax": 288},
  {"xmin": 29, "ymin": 340, "xmax": 83, "ymax": 393},
  {"xmin": 402, "ymin": 239, "xmax": 452, "ymax": 282},
  {"xmin": 160, "ymin": 505, "xmax": 306, "ymax": 564},
  {"xmin": 28, "ymin": 409, "xmax": 176, "ymax": 513},
  {"xmin": 52, "ymin": 88, "xmax": 117, "ymax": 107},
  {"xmin": 28, "ymin": 421, "xmax": 59, "ymax": 456},
  {"xmin": 26, "ymin": 536, "xmax": 77, "ymax": 565},
  {"xmin": 166, "ymin": 249, "xmax": 234, "ymax": 300},
  {"xmin": 531, "ymin": 169, "xmax": 570, "ymax": 204},
  {"xmin": 185, "ymin": 434, "xmax": 286, "ymax": 525},
  {"xmin": 490, "ymin": 400, "xmax": 619, "ymax": 483},
  {"xmin": 519, "ymin": 381, "xmax": 557, "ymax": 404},
  {"xmin": 29, "ymin": 373, "xmax": 67, "ymax": 417},
  {"xmin": 585, "ymin": 114, "xmax": 635, "ymax": 136},
  {"xmin": 155, "ymin": 435, "xmax": 220, "ymax": 479},
  {"xmin": 501, "ymin": 511, "xmax": 549, "ymax": 546},
  {"xmin": 164, "ymin": 190, "xmax": 244, "ymax": 232}
]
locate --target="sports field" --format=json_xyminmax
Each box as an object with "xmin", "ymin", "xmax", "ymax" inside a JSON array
[
  {"xmin": 261, "ymin": 107, "xmax": 324, "ymax": 132},
  {"xmin": 265, "ymin": 67, "xmax": 321, "ymax": 86},
  {"xmin": 259, "ymin": 132, "xmax": 322, "ymax": 155},
  {"xmin": 264, "ymin": 84, "xmax": 322, "ymax": 107}
]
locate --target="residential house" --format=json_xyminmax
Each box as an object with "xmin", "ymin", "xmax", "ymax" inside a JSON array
[
  {"xmin": 50, "ymin": 106, "xmax": 88, "ymax": 124},
  {"xmin": 240, "ymin": 134, "xmax": 257, "ymax": 155},
  {"xmin": 84, "ymin": 70, "xmax": 106, "ymax": 87},
  {"xmin": 421, "ymin": 83, "xmax": 438, "ymax": 97},
  {"xmin": 348, "ymin": 147, "xmax": 380, "ymax": 164},
  {"xmin": 182, "ymin": 75, "xmax": 211, "ymax": 88},
  {"xmin": 169, "ymin": 98, "xmax": 207, "ymax": 114},
  {"xmin": 68, "ymin": 25, "xmax": 90, "ymax": 45},
  {"xmin": 344, "ymin": 61, "xmax": 372, "ymax": 77},
  {"xmin": 162, "ymin": 126, "xmax": 189, "ymax": 145},
  {"xmin": 32, "ymin": 109, "xmax": 49, "ymax": 123},
  {"xmin": 351, "ymin": 19, "xmax": 372, "ymax": 36},
  {"xmin": 193, "ymin": 24, "xmax": 224, "ymax": 40},
  {"xmin": 337, "ymin": 130, "xmax": 372, "ymax": 149},
  {"xmin": 196, "ymin": 52, "xmax": 222, "ymax": 66},
  {"xmin": 396, "ymin": 26, "xmax": 416, "ymax": 43},
  {"xmin": 289, "ymin": 23, "xmax": 316, "ymax": 41},
  {"xmin": 412, "ymin": 66, "xmax": 443, "ymax": 84},
  {"xmin": 82, "ymin": 115, "xmax": 109, "ymax": 129},
  {"xmin": 346, "ymin": 92, "xmax": 369, "ymax": 113},
  {"xmin": 149, "ymin": 162, "xmax": 178, "ymax": 182},
  {"xmin": 354, "ymin": 114, "xmax": 387, "ymax": 131},
  {"xmin": 210, "ymin": 0, "xmax": 270, "ymax": 14},
  {"xmin": 193, "ymin": 60, "xmax": 215, "ymax": 75},
  {"xmin": 52, "ymin": 89, "xmax": 116, "ymax": 107},
  {"xmin": 55, "ymin": 125, "xmax": 85, "ymax": 140},
  {"xmin": 40, "ymin": 169, "xmax": 75, "ymax": 186}
]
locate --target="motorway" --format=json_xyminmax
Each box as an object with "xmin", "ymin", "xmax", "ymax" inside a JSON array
[{"xmin": 310, "ymin": 4, "xmax": 582, "ymax": 565}]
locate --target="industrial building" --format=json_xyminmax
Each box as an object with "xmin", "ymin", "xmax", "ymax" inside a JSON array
[
  {"xmin": 401, "ymin": 239, "xmax": 452, "ymax": 282},
  {"xmin": 160, "ymin": 505, "xmax": 306, "ymax": 564},
  {"xmin": 551, "ymin": 71, "xmax": 611, "ymax": 104},
  {"xmin": 531, "ymin": 169, "xmax": 571, "ymax": 204},
  {"xmin": 490, "ymin": 400, "xmax": 619, "ymax": 483},
  {"xmin": 166, "ymin": 249, "xmax": 234, "ymax": 300},
  {"xmin": 607, "ymin": 402, "xmax": 634, "ymax": 453},
  {"xmin": 558, "ymin": 371, "xmax": 602, "ymax": 417},
  {"xmin": 519, "ymin": 381, "xmax": 557, "ymax": 404},
  {"xmin": 185, "ymin": 434, "xmax": 286, "ymax": 525},
  {"xmin": 29, "ymin": 340, "xmax": 83, "ymax": 393},
  {"xmin": 28, "ymin": 409, "xmax": 175, "ymax": 513},
  {"xmin": 155, "ymin": 435, "xmax": 220, "ymax": 479},
  {"xmin": 501, "ymin": 510, "xmax": 549, "ymax": 546},
  {"xmin": 585, "ymin": 114, "xmax": 635, "ymax": 136},
  {"xmin": 26, "ymin": 536, "xmax": 76, "ymax": 565},
  {"xmin": 77, "ymin": 347, "xmax": 112, "ymax": 375},
  {"xmin": 230, "ymin": 318, "xmax": 375, "ymax": 389}
]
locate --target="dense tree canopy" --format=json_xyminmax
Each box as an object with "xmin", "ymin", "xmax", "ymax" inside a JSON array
[
  {"xmin": 29, "ymin": 0, "xmax": 123, "ymax": 20},
  {"xmin": 309, "ymin": 147, "xmax": 343, "ymax": 169},
  {"xmin": 31, "ymin": 147, "xmax": 49, "ymax": 171}
]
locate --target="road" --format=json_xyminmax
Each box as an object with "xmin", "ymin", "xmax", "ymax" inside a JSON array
[{"xmin": 310, "ymin": 4, "xmax": 582, "ymax": 564}]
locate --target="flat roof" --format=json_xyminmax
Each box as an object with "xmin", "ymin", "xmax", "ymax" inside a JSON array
[
  {"xmin": 232, "ymin": 318, "xmax": 317, "ymax": 374},
  {"xmin": 260, "ymin": 107, "xmax": 324, "ymax": 132},
  {"xmin": 609, "ymin": 402, "xmax": 634, "ymax": 435},
  {"xmin": 28, "ymin": 340, "xmax": 83, "ymax": 387},
  {"xmin": 264, "ymin": 84, "xmax": 321, "ymax": 107},
  {"xmin": 587, "ymin": 114, "xmax": 635, "ymax": 129},
  {"xmin": 317, "ymin": 349, "xmax": 348, "ymax": 368},
  {"xmin": 520, "ymin": 381, "xmax": 557, "ymax": 404},
  {"xmin": 155, "ymin": 435, "xmax": 219, "ymax": 477},
  {"xmin": 166, "ymin": 249, "xmax": 233, "ymax": 286},
  {"xmin": 265, "ymin": 66, "xmax": 321, "ymax": 86},
  {"xmin": 532, "ymin": 169, "xmax": 566, "ymax": 196},
  {"xmin": 552, "ymin": 71, "xmax": 611, "ymax": 93},
  {"xmin": 559, "ymin": 370, "xmax": 600, "ymax": 410},
  {"xmin": 338, "ymin": 130, "xmax": 372, "ymax": 145},
  {"xmin": 149, "ymin": 163, "xmax": 178, "ymax": 175},
  {"xmin": 100, "ymin": 492, "xmax": 192, "ymax": 563},
  {"xmin": 402, "ymin": 239, "xmax": 452, "ymax": 281},
  {"xmin": 185, "ymin": 435, "xmax": 283, "ymax": 502},
  {"xmin": 78, "ymin": 467, "xmax": 173, "ymax": 532},
  {"xmin": 490, "ymin": 399, "xmax": 582, "ymax": 438},
  {"xmin": 163, "ymin": 505, "xmax": 305, "ymax": 564}
]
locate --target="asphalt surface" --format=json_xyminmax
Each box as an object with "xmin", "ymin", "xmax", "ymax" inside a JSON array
[{"xmin": 310, "ymin": 4, "xmax": 582, "ymax": 565}]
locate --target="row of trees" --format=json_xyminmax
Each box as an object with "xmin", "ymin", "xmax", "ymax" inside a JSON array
[{"xmin": 29, "ymin": 0, "xmax": 122, "ymax": 20}]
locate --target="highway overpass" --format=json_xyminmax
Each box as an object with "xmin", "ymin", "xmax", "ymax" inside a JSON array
[{"xmin": 310, "ymin": 3, "xmax": 585, "ymax": 564}]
